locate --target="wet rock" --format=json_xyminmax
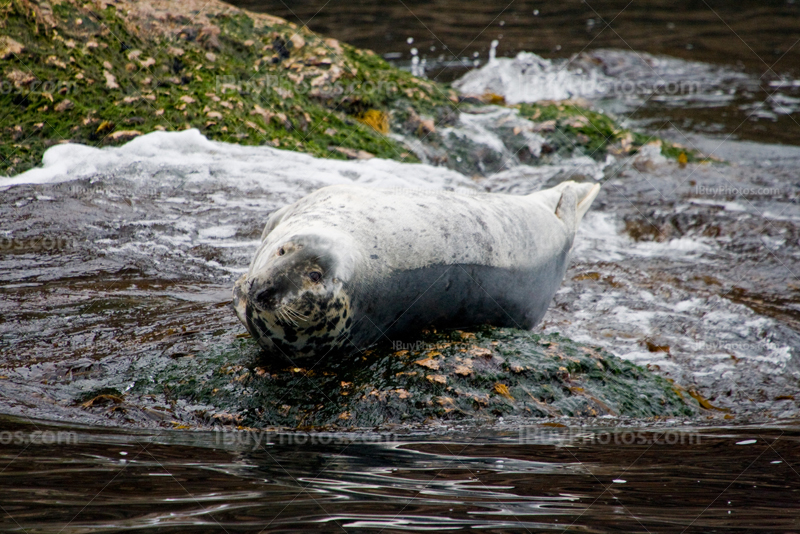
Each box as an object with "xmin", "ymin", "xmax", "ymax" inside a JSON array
[
  {"xmin": 110, "ymin": 327, "xmax": 697, "ymax": 429},
  {"xmin": 103, "ymin": 70, "xmax": 119, "ymax": 89},
  {"xmin": 5, "ymin": 69, "xmax": 36, "ymax": 88},
  {"xmin": 54, "ymin": 99, "xmax": 74, "ymax": 112},
  {"xmin": 289, "ymin": 33, "xmax": 305, "ymax": 50},
  {"xmin": 107, "ymin": 130, "xmax": 142, "ymax": 141},
  {"xmin": 328, "ymin": 146, "xmax": 375, "ymax": 159},
  {"xmin": 272, "ymin": 37, "xmax": 290, "ymax": 62},
  {"xmin": 405, "ymin": 109, "xmax": 436, "ymax": 136},
  {"xmin": 198, "ymin": 25, "xmax": 221, "ymax": 51},
  {"xmin": 2, "ymin": 0, "xmax": 676, "ymax": 178}
]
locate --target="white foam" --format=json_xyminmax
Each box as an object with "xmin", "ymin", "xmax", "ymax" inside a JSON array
[
  {"xmin": 573, "ymin": 212, "xmax": 713, "ymax": 263},
  {"xmin": 611, "ymin": 306, "xmax": 656, "ymax": 333},
  {"xmin": 674, "ymin": 299, "xmax": 703, "ymax": 313},
  {"xmin": 449, "ymin": 110, "xmax": 516, "ymax": 153},
  {"xmin": 690, "ymin": 198, "xmax": 748, "ymax": 212},
  {"xmin": 1, "ymin": 129, "xmax": 477, "ymax": 193},
  {"xmin": 453, "ymin": 48, "xmax": 755, "ymax": 107},
  {"xmin": 198, "ymin": 225, "xmax": 238, "ymax": 240},
  {"xmin": 5, "ymin": 129, "xmax": 796, "ymax": 411},
  {"xmin": 453, "ymin": 52, "xmax": 609, "ymax": 103}
]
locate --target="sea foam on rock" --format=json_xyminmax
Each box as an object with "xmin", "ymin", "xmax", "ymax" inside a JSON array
[
  {"xmin": 453, "ymin": 49, "xmax": 755, "ymax": 109},
  {"xmin": 454, "ymin": 52, "xmax": 610, "ymax": 104},
  {"xmin": 1, "ymin": 129, "xmax": 477, "ymax": 194}
]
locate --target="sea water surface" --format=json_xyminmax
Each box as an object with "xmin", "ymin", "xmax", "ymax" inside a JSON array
[
  {"xmin": 2, "ymin": 417, "xmax": 800, "ymax": 533},
  {"xmin": 2, "ymin": 3, "xmax": 800, "ymax": 532},
  {"xmin": 1, "ymin": 126, "xmax": 799, "ymax": 531}
]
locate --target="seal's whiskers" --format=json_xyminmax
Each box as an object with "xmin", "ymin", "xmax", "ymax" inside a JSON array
[
  {"xmin": 275, "ymin": 305, "xmax": 301, "ymax": 327},
  {"xmin": 283, "ymin": 306, "xmax": 308, "ymax": 321}
]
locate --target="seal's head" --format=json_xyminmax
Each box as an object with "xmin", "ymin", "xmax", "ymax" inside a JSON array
[{"xmin": 233, "ymin": 233, "xmax": 355, "ymax": 359}]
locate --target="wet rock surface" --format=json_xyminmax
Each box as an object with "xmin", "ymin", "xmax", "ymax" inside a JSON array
[
  {"xmin": 1, "ymin": 1, "xmax": 798, "ymax": 430},
  {"xmin": 0, "ymin": 0, "xmax": 458, "ymax": 175},
  {"xmin": 1, "ymin": 0, "xmax": 698, "ymax": 179},
  {"xmin": 30, "ymin": 327, "xmax": 696, "ymax": 430},
  {"xmin": 536, "ymin": 140, "xmax": 800, "ymax": 416},
  {"xmin": 1, "ymin": 130, "xmax": 797, "ymax": 428}
]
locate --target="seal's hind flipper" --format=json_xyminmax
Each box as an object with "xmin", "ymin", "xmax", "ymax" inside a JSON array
[
  {"xmin": 542, "ymin": 181, "xmax": 601, "ymax": 231},
  {"xmin": 574, "ymin": 182, "xmax": 601, "ymax": 222},
  {"xmin": 555, "ymin": 186, "xmax": 578, "ymax": 230}
]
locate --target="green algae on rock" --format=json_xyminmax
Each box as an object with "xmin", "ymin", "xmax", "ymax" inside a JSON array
[
  {"xmin": 1, "ymin": 0, "xmax": 712, "ymax": 177},
  {"xmin": 514, "ymin": 100, "xmax": 713, "ymax": 164},
  {"xmin": 98, "ymin": 326, "xmax": 697, "ymax": 430},
  {"xmin": 0, "ymin": 0, "xmax": 461, "ymax": 175}
]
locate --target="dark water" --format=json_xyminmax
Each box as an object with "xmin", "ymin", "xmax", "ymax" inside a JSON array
[
  {"xmin": 231, "ymin": 0, "xmax": 800, "ymax": 146},
  {"xmin": 231, "ymin": 0, "xmax": 800, "ymax": 71},
  {"xmin": 3, "ymin": 417, "xmax": 800, "ymax": 533},
  {"xmin": 2, "ymin": 2, "xmax": 800, "ymax": 531}
]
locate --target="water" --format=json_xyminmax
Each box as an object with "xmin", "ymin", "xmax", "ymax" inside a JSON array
[
  {"xmin": 231, "ymin": 0, "xmax": 800, "ymax": 146},
  {"xmin": 231, "ymin": 0, "xmax": 800, "ymax": 71},
  {"xmin": 3, "ymin": 417, "xmax": 800, "ymax": 533},
  {"xmin": 2, "ymin": 129, "xmax": 797, "ymax": 421},
  {"xmin": 1, "ymin": 128, "xmax": 799, "ymax": 530},
  {"xmin": 3, "ymin": 1, "xmax": 800, "ymax": 531}
]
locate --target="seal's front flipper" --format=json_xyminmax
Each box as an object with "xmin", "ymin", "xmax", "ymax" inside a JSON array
[{"xmin": 232, "ymin": 274, "xmax": 249, "ymax": 325}]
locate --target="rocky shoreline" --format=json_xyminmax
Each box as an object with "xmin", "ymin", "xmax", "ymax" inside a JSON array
[
  {"xmin": 2, "ymin": 0, "xmax": 699, "ymax": 177},
  {"xmin": 6, "ymin": 0, "xmax": 785, "ymax": 430}
]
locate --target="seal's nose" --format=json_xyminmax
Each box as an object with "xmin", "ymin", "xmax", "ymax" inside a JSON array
[{"xmin": 249, "ymin": 280, "xmax": 279, "ymax": 310}]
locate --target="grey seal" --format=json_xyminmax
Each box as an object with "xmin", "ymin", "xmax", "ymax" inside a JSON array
[{"xmin": 233, "ymin": 181, "xmax": 600, "ymax": 361}]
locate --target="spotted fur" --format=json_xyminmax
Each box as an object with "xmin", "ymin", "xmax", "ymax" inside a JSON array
[{"xmin": 233, "ymin": 271, "xmax": 353, "ymax": 359}]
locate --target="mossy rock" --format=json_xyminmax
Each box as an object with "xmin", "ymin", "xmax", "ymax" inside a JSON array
[
  {"xmin": 107, "ymin": 326, "xmax": 696, "ymax": 429},
  {"xmin": 515, "ymin": 101, "xmax": 713, "ymax": 163},
  {"xmin": 1, "ymin": 0, "xmax": 716, "ymax": 177},
  {"xmin": 0, "ymin": 0, "xmax": 461, "ymax": 175}
]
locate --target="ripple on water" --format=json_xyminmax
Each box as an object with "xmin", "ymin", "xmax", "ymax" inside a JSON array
[{"xmin": 1, "ymin": 420, "xmax": 799, "ymax": 532}]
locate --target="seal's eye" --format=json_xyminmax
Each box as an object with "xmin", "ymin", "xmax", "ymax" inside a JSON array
[
  {"xmin": 277, "ymin": 247, "xmax": 285, "ymax": 256},
  {"xmin": 308, "ymin": 271, "xmax": 322, "ymax": 283}
]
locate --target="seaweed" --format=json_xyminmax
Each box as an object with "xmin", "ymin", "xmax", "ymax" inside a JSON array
[{"xmin": 121, "ymin": 326, "xmax": 697, "ymax": 429}]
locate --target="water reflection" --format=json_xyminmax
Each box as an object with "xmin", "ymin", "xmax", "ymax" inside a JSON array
[
  {"xmin": 231, "ymin": 0, "xmax": 800, "ymax": 73},
  {"xmin": 2, "ymin": 418, "xmax": 798, "ymax": 532}
]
